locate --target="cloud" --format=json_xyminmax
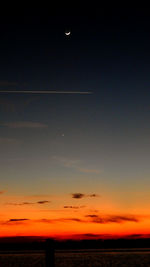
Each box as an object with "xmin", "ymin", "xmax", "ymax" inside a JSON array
[
  {"xmin": 9, "ymin": 219, "xmax": 29, "ymax": 222},
  {"xmin": 2, "ymin": 121, "xmax": 48, "ymax": 129},
  {"xmin": 52, "ymin": 156, "xmax": 101, "ymax": 175},
  {"xmin": 37, "ymin": 200, "xmax": 51, "ymax": 204},
  {"xmin": 106, "ymin": 215, "xmax": 139, "ymax": 223},
  {"xmin": 64, "ymin": 206, "xmax": 79, "ymax": 209},
  {"xmin": 69, "ymin": 233, "xmax": 150, "ymax": 240},
  {"xmin": 0, "ymin": 218, "xmax": 83, "ymax": 226},
  {"xmin": 7, "ymin": 202, "xmax": 34, "ymax": 206},
  {"xmin": 7, "ymin": 200, "xmax": 51, "ymax": 206},
  {"xmin": 71, "ymin": 193, "xmax": 99, "ymax": 199},
  {"xmin": 72, "ymin": 233, "xmax": 106, "ymax": 240},
  {"xmin": 85, "ymin": 215, "xmax": 99, "ymax": 218},
  {"xmin": 64, "ymin": 205, "xmax": 86, "ymax": 209},
  {"xmin": 2, "ymin": 218, "xmax": 30, "ymax": 225},
  {"xmin": 1, "ymin": 213, "xmax": 140, "ymax": 227},
  {"xmin": 72, "ymin": 193, "xmax": 85, "ymax": 199},
  {"xmin": 85, "ymin": 214, "xmax": 140, "ymax": 224}
]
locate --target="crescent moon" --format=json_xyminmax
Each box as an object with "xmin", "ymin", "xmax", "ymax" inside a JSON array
[{"xmin": 65, "ymin": 31, "xmax": 71, "ymax": 36}]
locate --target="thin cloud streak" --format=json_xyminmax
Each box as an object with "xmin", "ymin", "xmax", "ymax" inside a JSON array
[
  {"xmin": 2, "ymin": 121, "xmax": 48, "ymax": 129},
  {"xmin": 0, "ymin": 213, "xmax": 143, "ymax": 226},
  {"xmin": 7, "ymin": 202, "xmax": 34, "ymax": 206},
  {"xmin": 7, "ymin": 200, "xmax": 51, "ymax": 206},
  {"xmin": 37, "ymin": 201, "xmax": 50, "ymax": 204},
  {"xmin": 52, "ymin": 156, "xmax": 100, "ymax": 174},
  {"xmin": 64, "ymin": 206, "xmax": 80, "ymax": 209},
  {"xmin": 85, "ymin": 215, "xmax": 99, "ymax": 218},
  {"xmin": 36, "ymin": 214, "xmax": 140, "ymax": 224},
  {"xmin": 0, "ymin": 90, "xmax": 92, "ymax": 95},
  {"xmin": 1, "ymin": 219, "xmax": 30, "ymax": 225},
  {"xmin": 85, "ymin": 214, "xmax": 140, "ymax": 224},
  {"xmin": 64, "ymin": 205, "xmax": 86, "ymax": 209},
  {"xmin": 9, "ymin": 219, "xmax": 29, "ymax": 222}
]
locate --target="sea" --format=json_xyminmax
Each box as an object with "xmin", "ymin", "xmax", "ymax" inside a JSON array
[{"xmin": 0, "ymin": 249, "xmax": 150, "ymax": 266}]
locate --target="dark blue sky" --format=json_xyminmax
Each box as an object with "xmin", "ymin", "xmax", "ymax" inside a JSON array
[{"xmin": 0, "ymin": 7, "xmax": 150, "ymax": 228}]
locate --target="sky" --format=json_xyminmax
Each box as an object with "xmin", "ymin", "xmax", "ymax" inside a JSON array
[{"xmin": 0, "ymin": 7, "xmax": 150, "ymax": 239}]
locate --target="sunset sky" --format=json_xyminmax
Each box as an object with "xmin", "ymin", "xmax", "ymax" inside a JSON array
[{"xmin": 0, "ymin": 7, "xmax": 150, "ymax": 239}]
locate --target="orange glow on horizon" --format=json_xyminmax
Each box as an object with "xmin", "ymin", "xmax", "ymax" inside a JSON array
[{"xmin": 1, "ymin": 192, "xmax": 150, "ymax": 240}]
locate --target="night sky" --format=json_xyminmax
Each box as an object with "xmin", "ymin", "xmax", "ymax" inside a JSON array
[{"xmin": 0, "ymin": 7, "xmax": 150, "ymax": 238}]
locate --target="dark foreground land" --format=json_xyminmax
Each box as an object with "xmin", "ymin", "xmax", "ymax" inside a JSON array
[
  {"xmin": 1, "ymin": 238, "xmax": 150, "ymax": 266},
  {"xmin": 1, "ymin": 249, "xmax": 150, "ymax": 267}
]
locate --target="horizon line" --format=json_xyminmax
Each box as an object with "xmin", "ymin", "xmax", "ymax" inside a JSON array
[{"xmin": 0, "ymin": 234, "xmax": 150, "ymax": 241}]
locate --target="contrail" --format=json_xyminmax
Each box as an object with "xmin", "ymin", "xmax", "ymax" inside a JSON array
[{"xmin": 0, "ymin": 90, "xmax": 92, "ymax": 94}]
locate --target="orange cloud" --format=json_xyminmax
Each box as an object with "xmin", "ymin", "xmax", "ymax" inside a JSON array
[
  {"xmin": 9, "ymin": 219, "xmax": 29, "ymax": 222},
  {"xmin": 1, "ymin": 219, "xmax": 30, "ymax": 225},
  {"xmin": 7, "ymin": 202, "xmax": 34, "ymax": 206},
  {"xmin": 71, "ymin": 193, "xmax": 99, "ymax": 199},
  {"xmin": 85, "ymin": 214, "xmax": 140, "ymax": 224},
  {"xmin": 7, "ymin": 200, "xmax": 51, "ymax": 206},
  {"xmin": 37, "ymin": 201, "xmax": 50, "ymax": 204},
  {"xmin": 72, "ymin": 193, "xmax": 85, "ymax": 199},
  {"xmin": 64, "ymin": 206, "xmax": 79, "ymax": 209},
  {"xmin": 85, "ymin": 215, "xmax": 98, "ymax": 218},
  {"xmin": 64, "ymin": 205, "xmax": 86, "ymax": 209}
]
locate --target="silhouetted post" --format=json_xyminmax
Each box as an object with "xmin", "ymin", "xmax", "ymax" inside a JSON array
[{"xmin": 45, "ymin": 239, "xmax": 55, "ymax": 267}]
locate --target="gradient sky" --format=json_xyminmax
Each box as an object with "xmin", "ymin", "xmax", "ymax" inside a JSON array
[{"xmin": 0, "ymin": 7, "xmax": 150, "ymax": 239}]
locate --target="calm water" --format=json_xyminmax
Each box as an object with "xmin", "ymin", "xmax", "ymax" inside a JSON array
[{"xmin": 1, "ymin": 249, "xmax": 150, "ymax": 266}]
